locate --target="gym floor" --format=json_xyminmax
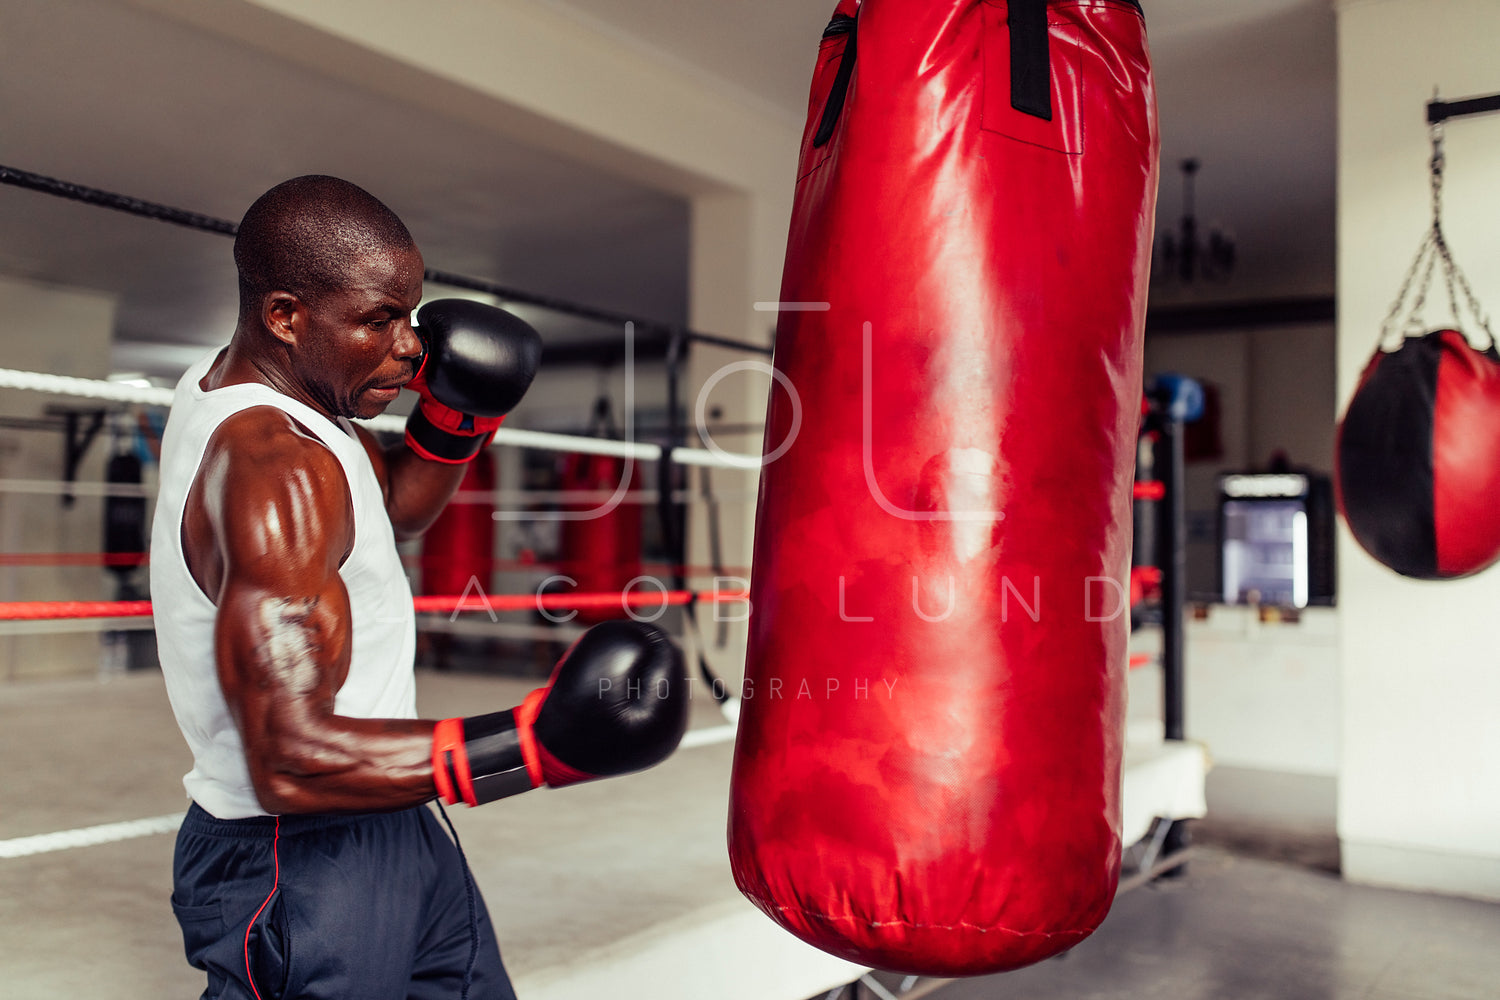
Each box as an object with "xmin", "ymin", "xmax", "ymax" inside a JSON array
[
  {"xmin": 3, "ymin": 668, "xmax": 1496, "ymax": 1000},
  {"xmin": 935, "ymin": 847, "xmax": 1500, "ymax": 1000}
]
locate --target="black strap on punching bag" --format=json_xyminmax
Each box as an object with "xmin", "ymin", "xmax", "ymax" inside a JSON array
[
  {"xmin": 813, "ymin": 12, "xmax": 859, "ymax": 148},
  {"xmin": 1009, "ymin": 0, "xmax": 1053, "ymax": 121}
]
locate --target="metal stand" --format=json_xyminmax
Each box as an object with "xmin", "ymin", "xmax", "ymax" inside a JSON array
[{"xmin": 1158, "ymin": 407, "xmax": 1186, "ymax": 744}]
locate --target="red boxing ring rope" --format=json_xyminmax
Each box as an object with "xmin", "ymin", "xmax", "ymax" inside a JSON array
[
  {"xmin": 0, "ymin": 553, "xmax": 150, "ymax": 567},
  {"xmin": 0, "ymin": 589, "xmax": 750, "ymax": 622}
]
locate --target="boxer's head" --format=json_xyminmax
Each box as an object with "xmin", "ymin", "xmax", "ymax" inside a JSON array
[{"xmin": 234, "ymin": 175, "xmax": 423, "ymax": 419}]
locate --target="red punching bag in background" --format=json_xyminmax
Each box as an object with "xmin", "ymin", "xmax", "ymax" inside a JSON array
[
  {"xmin": 422, "ymin": 450, "xmax": 495, "ymax": 597},
  {"xmin": 728, "ymin": 0, "xmax": 1158, "ymax": 978},
  {"xmin": 558, "ymin": 397, "xmax": 643, "ymax": 623}
]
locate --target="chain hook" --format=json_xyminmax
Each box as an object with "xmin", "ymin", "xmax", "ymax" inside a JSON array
[{"xmin": 1378, "ymin": 100, "xmax": 1494, "ymax": 352}]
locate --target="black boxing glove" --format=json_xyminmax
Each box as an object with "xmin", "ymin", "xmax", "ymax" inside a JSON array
[
  {"xmin": 405, "ymin": 299, "xmax": 543, "ymax": 464},
  {"xmin": 431, "ymin": 621, "xmax": 690, "ymax": 806}
]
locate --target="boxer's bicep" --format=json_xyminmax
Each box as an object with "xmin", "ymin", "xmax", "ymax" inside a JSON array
[{"xmin": 207, "ymin": 433, "xmax": 357, "ymax": 810}]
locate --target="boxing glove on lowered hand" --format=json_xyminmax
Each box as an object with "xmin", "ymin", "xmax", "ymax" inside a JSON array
[
  {"xmin": 431, "ymin": 620, "xmax": 690, "ymax": 806},
  {"xmin": 405, "ymin": 299, "xmax": 543, "ymax": 463}
]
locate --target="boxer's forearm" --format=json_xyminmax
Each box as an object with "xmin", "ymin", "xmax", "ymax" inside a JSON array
[
  {"xmin": 380, "ymin": 440, "xmax": 468, "ymax": 540},
  {"xmin": 243, "ymin": 714, "xmax": 442, "ymax": 815},
  {"xmin": 216, "ymin": 563, "xmax": 444, "ymax": 815}
]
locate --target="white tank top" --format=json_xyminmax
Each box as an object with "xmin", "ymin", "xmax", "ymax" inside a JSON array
[{"xmin": 151, "ymin": 349, "xmax": 417, "ymax": 819}]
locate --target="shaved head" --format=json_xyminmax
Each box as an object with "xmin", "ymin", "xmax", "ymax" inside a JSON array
[{"xmin": 234, "ymin": 175, "xmax": 415, "ymax": 318}]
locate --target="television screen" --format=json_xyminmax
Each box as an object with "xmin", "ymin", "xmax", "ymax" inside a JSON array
[{"xmin": 1222, "ymin": 497, "xmax": 1309, "ymax": 607}]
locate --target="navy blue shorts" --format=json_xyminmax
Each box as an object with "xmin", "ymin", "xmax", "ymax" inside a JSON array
[{"xmin": 171, "ymin": 802, "xmax": 516, "ymax": 1000}]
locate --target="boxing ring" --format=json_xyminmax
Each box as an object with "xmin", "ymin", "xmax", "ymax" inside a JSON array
[
  {"xmin": 0, "ymin": 382, "xmax": 1207, "ymax": 999},
  {"xmin": 0, "ymin": 166, "xmax": 1206, "ymax": 998},
  {"xmin": 0, "ymin": 353, "xmax": 1207, "ymax": 1000}
]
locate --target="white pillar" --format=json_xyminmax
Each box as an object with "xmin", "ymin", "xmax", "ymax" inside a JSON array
[{"xmin": 1335, "ymin": 0, "xmax": 1500, "ymax": 900}]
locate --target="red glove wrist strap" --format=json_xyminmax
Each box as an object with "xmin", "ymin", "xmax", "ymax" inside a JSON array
[
  {"xmin": 431, "ymin": 717, "xmax": 476, "ymax": 807},
  {"xmin": 515, "ymin": 688, "xmax": 547, "ymax": 789}
]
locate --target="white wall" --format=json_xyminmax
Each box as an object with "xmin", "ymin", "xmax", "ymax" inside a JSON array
[
  {"xmin": 1336, "ymin": 0, "xmax": 1500, "ymax": 900},
  {"xmin": 0, "ymin": 274, "xmax": 118, "ymax": 680},
  {"xmin": 1128, "ymin": 605, "xmax": 1340, "ymax": 779}
]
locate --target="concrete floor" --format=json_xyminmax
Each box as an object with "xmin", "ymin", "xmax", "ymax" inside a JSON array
[
  {"xmin": 3, "ymin": 670, "xmax": 1498, "ymax": 1000},
  {"xmin": 928, "ymin": 847, "xmax": 1500, "ymax": 1000}
]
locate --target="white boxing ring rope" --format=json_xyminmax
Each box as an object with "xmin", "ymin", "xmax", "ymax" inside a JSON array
[
  {"xmin": 0, "ymin": 364, "xmax": 760, "ymax": 651},
  {"xmin": 0, "ymin": 365, "xmax": 764, "ymax": 472}
]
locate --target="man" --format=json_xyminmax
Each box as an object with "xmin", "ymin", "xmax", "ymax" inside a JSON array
[{"xmin": 151, "ymin": 176, "xmax": 688, "ymax": 999}]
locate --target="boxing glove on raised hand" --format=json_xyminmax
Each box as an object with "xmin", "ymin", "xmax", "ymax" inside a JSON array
[
  {"xmin": 405, "ymin": 299, "xmax": 543, "ymax": 463},
  {"xmin": 431, "ymin": 621, "xmax": 690, "ymax": 806}
]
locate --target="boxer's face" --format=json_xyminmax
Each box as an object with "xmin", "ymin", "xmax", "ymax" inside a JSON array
[{"xmin": 293, "ymin": 243, "xmax": 425, "ymax": 420}]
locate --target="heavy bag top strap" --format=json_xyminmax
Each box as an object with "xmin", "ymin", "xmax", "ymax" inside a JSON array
[
  {"xmin": 1009, "ymin": 0, "xmax": 1052, "ymax": 120},
  {"xmin": 816, "ymin": 2, "xmax": 1149, "ymax": 141},
  {"xmin": 813, "ymin": 12, "xmax": 858, "ymax": 148}
]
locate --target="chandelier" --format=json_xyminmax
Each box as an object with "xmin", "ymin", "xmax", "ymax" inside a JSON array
[{"xmin": 1156, "ymin": 158, "xmax": 1235, "ymax": 284}]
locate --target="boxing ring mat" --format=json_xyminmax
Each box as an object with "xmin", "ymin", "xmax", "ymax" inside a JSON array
[{"xmin": 0, "ymin": 667, "xmax": 1204, "ymax": 999}]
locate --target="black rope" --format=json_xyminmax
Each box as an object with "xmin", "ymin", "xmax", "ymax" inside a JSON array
[
  {"xmin": 0, "ymin": 161, "xmax": 772, "ymax": 356},
  {"xmin": 0, "ymin": 164, "xmax": 238, "ymax": 235}
]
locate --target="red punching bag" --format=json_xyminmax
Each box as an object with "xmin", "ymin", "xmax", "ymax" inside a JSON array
[
  {"xmin": 1337, "ymin": 329, "xmax": 1500, "ymax": 579},
  {"xmin": 558, "ymin": 398, "xmax": 643, "ymax": 622},
  {"xmin": 728, "ymin": 0, "xmax": 1158, "ymax": 978},
  {"xmin": 422, "ymin": 450, "xmax": 495, "ymax": 597}
]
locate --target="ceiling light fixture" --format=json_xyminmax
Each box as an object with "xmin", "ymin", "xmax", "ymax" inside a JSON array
[{"xmin": 1156, "ymin": 158, "xmax": 1235, "ymax": 284}]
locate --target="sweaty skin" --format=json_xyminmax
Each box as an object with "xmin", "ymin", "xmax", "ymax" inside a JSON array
[{"xmin": 182, "ymin": 242, "xmax": 461, "ymax": 814}]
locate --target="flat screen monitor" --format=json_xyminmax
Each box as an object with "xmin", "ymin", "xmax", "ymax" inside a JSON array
[{"xmin": 1219, "ymin": 472, "xmax": 1334, "ymax": 608}]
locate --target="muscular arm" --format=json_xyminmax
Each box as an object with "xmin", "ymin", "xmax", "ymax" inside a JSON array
[
  {"xmin": 356, "ymin": 425, "xmax": 468, "ymax": 542},
  {"xmin": 198, "ymin": 408, "xmax": 438, "ymax": 814}
]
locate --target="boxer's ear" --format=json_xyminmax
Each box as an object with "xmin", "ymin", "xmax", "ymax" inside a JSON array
[{"xmin": 262, "ymin": 290, "xmax": 304, "ymax": 347}]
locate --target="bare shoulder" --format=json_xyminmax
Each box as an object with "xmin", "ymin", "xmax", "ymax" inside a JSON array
[
  {"xmin": 201, "ymin": 405, "xmax": 347, "ymax": 495},
  {"xmin": 195, "ymin": 406, "xmax": 354, "ymax": 578}
]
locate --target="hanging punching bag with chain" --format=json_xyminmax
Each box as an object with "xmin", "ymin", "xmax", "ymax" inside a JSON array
[
  {"xmin": 729, "ymin": 0, "xmax": 1158, "ymax": 977},
  {"xmin": 1337, "ymin": 123, "xmax": 1500, "ymax": 580}
]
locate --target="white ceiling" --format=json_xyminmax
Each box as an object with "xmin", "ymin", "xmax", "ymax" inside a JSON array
[
  {"xmin": 545, "ymin": 0, "xmax": 1338, "ymax": 304},
  {"xmin": 0, "ymin": 0, "xmax": 692, "ymax": 375},
  {"xmin": 0, "ymin": 0, "xmax": 1337, "ymax": 379}
]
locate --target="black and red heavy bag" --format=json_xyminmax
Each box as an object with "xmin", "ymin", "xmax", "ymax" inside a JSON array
[
  {"xmin": 728, "ymin": 0, "xmax": 1158, "ymax": 978},
  {"xmin": 1337, "ymin": 329, "xmax": 1500, "ymax": 579}
]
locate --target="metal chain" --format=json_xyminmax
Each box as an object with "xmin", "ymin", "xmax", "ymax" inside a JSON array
[{"xmin": 1379, "ymin": 122, "xmax": 1496, "ymax": 351}]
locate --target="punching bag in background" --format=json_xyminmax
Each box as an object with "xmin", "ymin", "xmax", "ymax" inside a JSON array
[
  {"xmin": 558, "ymin": 397, "xmax": 643, "ymax": 623},
  {"xmin": 1337, "ymin": 329, "xmax": 1500, "ymax": 579},
  {"xmin": 728, "ymin": 0, "xmax": 1158, "ymax": 978},
  {"xmin": 103, "ymin": 450, "xmax": 146, "ymax": 579},
  {"xmin": 422, "ymin": 450, "xmax": 495, "ymax": 597}
]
